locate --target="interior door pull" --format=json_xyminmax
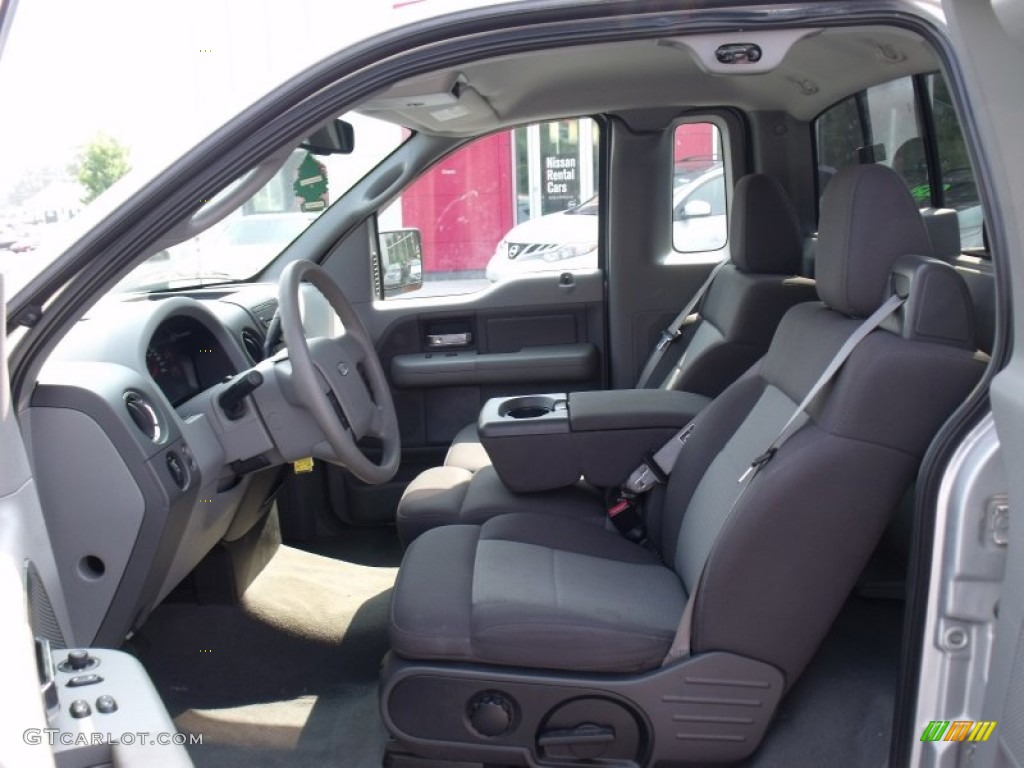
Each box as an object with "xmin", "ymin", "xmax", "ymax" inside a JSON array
[{"xmin": 427, "ymin": 332, "xmax": 472, "ymax": 348}]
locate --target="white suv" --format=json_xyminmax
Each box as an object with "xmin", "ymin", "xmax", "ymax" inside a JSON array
[{"xmin": 485, "ymin": 164, "xmax": 727, "ymax": 280}]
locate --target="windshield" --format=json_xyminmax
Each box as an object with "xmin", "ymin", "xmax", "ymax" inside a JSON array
[
  {"xmin": 0, "ymin": 0, "xmax": 493, "ymax": 299},
  {"xmin": 112, "ymin": 112, "xmax": 406, "ymax": 293}
]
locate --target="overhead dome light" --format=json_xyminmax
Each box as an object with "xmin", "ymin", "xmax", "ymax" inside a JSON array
[{"xmin": 659, "ymin": 28, "xmax": 823, "ymax": 75}]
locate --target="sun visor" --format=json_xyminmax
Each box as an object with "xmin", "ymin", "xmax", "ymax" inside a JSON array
[{"xmin": 361, "ymin": 71, "xmax": 467, "ymax": 111}]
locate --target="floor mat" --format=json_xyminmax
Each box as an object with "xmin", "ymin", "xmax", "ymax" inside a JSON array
[
  {"xmin": 742, "ymin": 597, "xmax": 905, "ymax": 767},
  {"xmin": 129, "ymin": 542, "xmax": 397, "ymax": 768},
  {"xmin": 132, "ymin": 536, "xmax": 903, "ymax": 768}
]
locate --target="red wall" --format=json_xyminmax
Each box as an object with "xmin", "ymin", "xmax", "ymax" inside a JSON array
[
  {"xmin": 674, "ymin": 123, "xmax": 714, "ymax": 164},
  {"xmin": 400, "ymin": 132, "xmax": 513, "ymax": 273},
  {"xmin": 400, "ymin": 125, "xmax": 713, "ymax": 274}
]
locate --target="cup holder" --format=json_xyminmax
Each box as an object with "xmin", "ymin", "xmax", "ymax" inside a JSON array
[
  {"xmin": 499, "ymin": 395, "xmax": 561, "ymax": 419},
  {"xmin": 507, "ymin": 406, "xmax": 550, "ymax": 419}
]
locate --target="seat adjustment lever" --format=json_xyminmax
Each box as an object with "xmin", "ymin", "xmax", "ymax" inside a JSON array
[{"xmin": 537, "ymin": 722, "xmax": 615, "ymax": 748}]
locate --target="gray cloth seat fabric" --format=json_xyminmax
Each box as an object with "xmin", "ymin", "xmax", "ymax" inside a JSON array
[
  {"xmin": 391, "ymin": 513, "xmax": 686, "ymax": 672},
  {"xmin": 439, "ymin": 173, "xmax": 817, "ymax": 475},
  {"xmin": 397, "ymin": 464, "xmax": 606, "ymax": 545},
  {"xmin": 389, "ymin": 165, "xmax": 986, "ymax": 682}
]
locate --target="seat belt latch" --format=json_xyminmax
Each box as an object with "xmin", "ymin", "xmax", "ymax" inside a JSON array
[
  {"xmin": 655, "ymin": 328, "xmax": 681, "ymax": 353},
  {"xmin": 641, "ymin": 451, "xmax": 670, "ymax": 485},
  {"xmin": 738, "ymin": 447, "xmax": 777, "ymax": 483}
]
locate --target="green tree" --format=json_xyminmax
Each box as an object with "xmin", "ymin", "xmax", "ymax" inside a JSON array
[{"xmin": 71, "ymin": 134, "xmax": 131, "ymax": 204}]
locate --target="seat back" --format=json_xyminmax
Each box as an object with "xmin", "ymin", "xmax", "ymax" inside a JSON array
[
  {"xmin": 649, "ymin": 165, "xmax": 984, "ymax": 686},
  {"xmin": 654, "ymin": 174, "xmax": 818, "ymax": 397}
]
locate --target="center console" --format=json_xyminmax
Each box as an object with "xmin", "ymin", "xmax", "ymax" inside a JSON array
[
  {"xmin": 478, "ymin": 389, "xmax": 711, "ymax": 492},
  {"xmin": 38, "ymin": 640, "xmax": 193, "ymax": 768}
]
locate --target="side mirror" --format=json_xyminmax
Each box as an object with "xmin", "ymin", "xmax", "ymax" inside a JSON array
[
  {"xmin": 302, "ymin": 119, "xmax": 355, "ymax": 155},
  {"xmin": 380, "ymin": 228, "xmax": 424, "ymax": 297},
  {"xmin": 682, "ymin": 199, "xmax": 713, "ymax": 218}
]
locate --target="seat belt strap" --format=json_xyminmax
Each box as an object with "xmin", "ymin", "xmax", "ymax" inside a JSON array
[
  {"xmin": 736, "ymin": 292, "xmax": 906, "ymax": 483},
  {"xmin": 626, "ymin": 292, "xmax": 906, "ymax": 499},
  {"xmin": 660, "ymin": 292, "xmax": 906, "ymax": 665},
  {"xmin": 635, "ymin": 259, "xmax": 729, "ymax": 388},
  {"xmin": 621, "ymin": 423, "xmax": 695, "ymax": 496}
]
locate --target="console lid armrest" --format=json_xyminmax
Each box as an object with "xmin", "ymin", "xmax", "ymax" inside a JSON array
[{"xmin": 569, "ymin": 389, "xmax": 711, "ymax": 432}]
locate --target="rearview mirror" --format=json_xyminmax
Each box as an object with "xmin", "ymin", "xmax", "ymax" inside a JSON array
[
  {"xmin": 380, "ymin": 228, "xmax": 424, "ymax": 297},
  {"xmin": 302, "ymin": 119, "xmax": 355, "ymax": 155},
  {"xmin": 682, "ymin": 199, "xmax": 713, "ymax": 218}
]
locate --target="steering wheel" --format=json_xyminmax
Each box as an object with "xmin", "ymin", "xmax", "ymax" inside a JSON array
[{"xmin": 277, "ymin": 260, "xmax": 400, "ymax": 484}]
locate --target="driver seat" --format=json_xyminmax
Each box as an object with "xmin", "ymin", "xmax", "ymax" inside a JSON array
[{"xmin": 380, "ymin": 166, "xmax": 986, "ymax": 765}]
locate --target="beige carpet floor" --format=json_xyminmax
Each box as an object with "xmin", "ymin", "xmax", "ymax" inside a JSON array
[{"xmin": 129, "ymin": 542, "xmax": 398, "ymax": 768}]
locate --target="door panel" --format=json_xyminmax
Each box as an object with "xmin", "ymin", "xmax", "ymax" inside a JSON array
[
  {"xmin": 907, "ymin": 1, "xmax": 1023, "ymax": 765},
  {"xmin": 309, "ymin": 118, "xmax": 607, "ymax": 528},
  {"xmin": 390, "ymin": 343, "xmax": 597, "ymax": 389},
  {"xmin": 0, "ymin": 277, "xmax": 65, "ymax": 768},
  {"xmin": 329, "ymin": 269, "xmax": 606, "ymax": 527},
  {"xmin": 382, "ymin": 311, "xmax": 602, "ymax": 449}
]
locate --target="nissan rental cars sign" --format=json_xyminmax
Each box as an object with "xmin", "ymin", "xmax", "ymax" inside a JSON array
[{"xmin": 542, "ymin": 154, "xmax": 580, "ymax": 214}]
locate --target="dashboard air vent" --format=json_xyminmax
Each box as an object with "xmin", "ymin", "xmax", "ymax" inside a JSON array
[
  {"xmin": 124, "ymin": 392, "xmax": 163, "ymax": 443},
  {"xmin": 241, "ymin": 328, "xmax": 264, "ymax": 363},
  {"xmin": 250, "ymin": 299, "xmax": 278, "ymax": 329}
]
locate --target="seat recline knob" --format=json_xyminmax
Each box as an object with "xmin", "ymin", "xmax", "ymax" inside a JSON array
[{"xmin": 468, "ymin": 693, "xmax": 514, "ymax": 737}]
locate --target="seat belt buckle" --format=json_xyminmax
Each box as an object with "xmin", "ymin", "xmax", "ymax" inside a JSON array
[
  {"xmin": 654, "ymin": 328, "xmax": 680, "ymax": 353},
  {"xmin": 607, "ymin": 493, "xmax": 649, "ymax": 546},
  {"xmin": 607, "ymin": 497, "xmax": 633, "ymax": 518}
]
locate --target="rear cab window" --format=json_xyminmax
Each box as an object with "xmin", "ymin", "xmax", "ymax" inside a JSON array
[
  {"xmin": 670, "ymin": 122, "xmax": 728, "ymax": 258},
  {"xmin": 814, "ymin": 74, "xmax": 983, "ymax": 253}
]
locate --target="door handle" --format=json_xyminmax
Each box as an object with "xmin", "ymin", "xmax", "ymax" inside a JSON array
[{"xmin": 426, "ymin": 332, "xmax": 472, "ymax": 348}]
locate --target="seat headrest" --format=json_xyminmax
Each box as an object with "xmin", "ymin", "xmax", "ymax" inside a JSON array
[
  {"xmin": 729, "ymin": 174, "xmax": 802, "ymax": 275},
  {"xmin": 883, "ymin": 254, "xmax": 976, "ymax": 349},
  {"xmin": 816, "ymin": 165, "xmax": 932, "ymax": 318},
  {"xmin": 920, "ymin": 207, "xmax": 963, "ymax": 262}
]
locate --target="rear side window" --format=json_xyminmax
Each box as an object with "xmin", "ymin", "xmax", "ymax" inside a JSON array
[
  {"xmin": 671, "ymin": 123, "xmax": 728, "ymax": 254},
  {"xmin": 925, "ymin": 74, "xmax": 983, "ymax": 248},
  {"xmin": 815, "ymin": 75, "xmax": 983, "ymax": 250}
]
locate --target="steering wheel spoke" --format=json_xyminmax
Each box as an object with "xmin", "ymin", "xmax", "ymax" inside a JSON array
[{"xmin": 278, "ymin": 261, "xmax": 400, "ymax": 484}]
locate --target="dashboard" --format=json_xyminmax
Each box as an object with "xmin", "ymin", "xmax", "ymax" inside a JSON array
[
  {"xmin": 146, "ymin": 316, "xmax": 238, "ymax": 406},
  {"xmin": 28, "ymin": 284, "xmax": 285, "ymax": 648}
]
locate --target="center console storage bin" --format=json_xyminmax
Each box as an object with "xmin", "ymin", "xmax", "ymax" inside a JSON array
[{"xmin": 478, "ymin": 389, "xmax": 711, "ymax": 492}]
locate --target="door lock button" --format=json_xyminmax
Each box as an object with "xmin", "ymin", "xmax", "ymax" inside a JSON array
[
  {"xmin": 95, "ymin": 695, "xmax": 118, "ymax": 714},
  {"xmin": 67, "ymin": 674, "xmax": 104, "ymax": 687}
]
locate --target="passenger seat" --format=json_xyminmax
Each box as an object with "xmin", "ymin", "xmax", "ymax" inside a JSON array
[{"xmin": 443, "ymin": 173, "xmax": 818, "ymax": 474}]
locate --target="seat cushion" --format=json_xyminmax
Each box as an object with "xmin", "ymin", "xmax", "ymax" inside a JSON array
[
  {"xmin": 444, "ymin": 423, "xmax": 492, "ymax": 472},
  {"xmin": 395, "ymin": 465, "xmax": 474, "ymax": 546},
  {"xmin": 390, "ymin": 513, "xmax": 687, "ymax": 672},
  {"xmin": 396, "ymin": 465, "xmax": 606, "ymax": 546}
]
